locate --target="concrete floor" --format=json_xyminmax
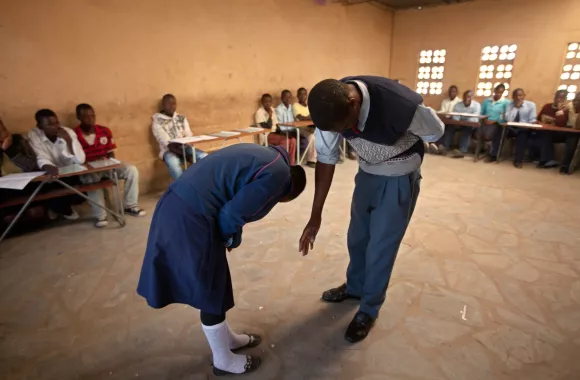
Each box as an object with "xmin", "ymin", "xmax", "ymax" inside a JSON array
[{"xmin": 1, "ymin": 156, "xmax": 580, "ymax": 380}]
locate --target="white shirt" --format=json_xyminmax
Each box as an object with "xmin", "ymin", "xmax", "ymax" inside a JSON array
[
  {"xmin": 275, "ymin": 103, "xmax": 295, "ymax": 132},
  {"xmin": 151, "ymin": 112, "xmax": 192, "ymax": 159},
  {"xmin": 28, "ymin": 126, "xmax": 86, "ymax": 169},
  {"xmin": 255, "ymin": 107, "xmax": 277, "ymax": 131},
  {"xmin": 439, "ymin": 97, "xmax": 462, "ymax": 113}
]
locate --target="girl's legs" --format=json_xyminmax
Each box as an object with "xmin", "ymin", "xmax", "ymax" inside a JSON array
[{"xmin": 200, "ymin": 311, "xmax": 261, "ymax": 375}]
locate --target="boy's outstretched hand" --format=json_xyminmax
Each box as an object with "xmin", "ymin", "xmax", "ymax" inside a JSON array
[{"xmin": 299, "ymin": 216, "xmax": 321, "ymax": 256}]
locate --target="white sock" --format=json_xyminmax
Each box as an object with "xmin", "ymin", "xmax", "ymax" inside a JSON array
[
  {"xmin": 202, "ymin": 321, "xmax": 248, "ymax": 374},
  {"xmin": 226, "ymin": 321, "xmax": 250, "ymax": 350}
]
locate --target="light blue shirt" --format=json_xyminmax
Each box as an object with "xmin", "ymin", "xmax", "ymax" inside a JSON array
[
  {"xmin": 481, "ymin": 97, "xmax": 510, "ymax": 123},
  {"xmin": 505, "ymin": 100, "xmax": 537, "ymax": 123},
  {"xmin": 275, "ymin": 103, "xmax": 294, "ymax": 132},
  {"xmin": 315, "ymin": 80, "xmax": 444, "ymax": 175},
  {"xmin": 451, "ymin": 100, "xmax": 482, "ymax": 123}
]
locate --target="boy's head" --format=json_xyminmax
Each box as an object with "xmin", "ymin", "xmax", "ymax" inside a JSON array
[
  {"xmin": 308, "ymin": 79, "xmax": 360, "ymax": 133},
  {"xmin": 512, "ymin": 88, "xmax": 525, "ymax": 105},
  {"xmin": 280, "ymin": 165, "xmax": 307, "ymax": 203},
  {"xmin": 161, "ymin": 94, "xmax": 177, "ymax": 115},
  {"xmin": 448, "ymin": 85, "xmax": 458, "ymax": 100},
  {"xmin": 462, "ymin": 90, "xmax": 473, "ymax": 105},
  {"xmin": 297, "ymin": 87, "xmax": 308, "ymax": 104},
  {"xmin": 35, "ymin": 109, "xmax": 60, "ymax": 139},
  {"xmin": 261, "ymin": 93, "xmax": 273, "ymax": 109},
  {"xmin": 493, "ymin": 84, "xmax": 505, "ymax": 101},
  {"xmin": 554, "ymin": 90, "xmax": 567, "ymax": 106},
  {"xmin": 76, "ymin": 103, "xmax": 96, "ymax": 126},
  {"xmin": 281, "ymin": 90, "xmax": 292, "ymax": 106}
]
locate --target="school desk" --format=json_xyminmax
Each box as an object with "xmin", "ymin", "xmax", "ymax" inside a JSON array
[
  {"xmin": 437, "ymin": 113, "xmax": 489, "ymax": 161},
  {"xmin": 278, "ymin": 121, "xmax": 348, "ymax": 165}
]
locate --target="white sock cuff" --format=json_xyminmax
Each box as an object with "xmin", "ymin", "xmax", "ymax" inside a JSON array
[{"xmin": 202, "ymin": 320, "xmax": 227, "ymax": 330}]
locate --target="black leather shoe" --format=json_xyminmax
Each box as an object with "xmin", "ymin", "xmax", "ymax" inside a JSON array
[
  {"xmin": 321, "ymin": 283, "xmax": 360, "ymax": 303},
  {"xmin": 345, "ymin": 312, "xmax": 375, "ymax": 343}
]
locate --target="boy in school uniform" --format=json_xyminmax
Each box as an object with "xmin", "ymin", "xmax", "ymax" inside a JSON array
[
  {"xmin": 74, "ymin": 104, "xmax": 146, "ymax": 227},
  {"xmin": 536, "ymin": 90, "xmax": 572, "ymax": 169},
  {"xmin": 442, "ymin": 90, "xmax": 481, "ymax": 158},
  {"xmin": 137, "ymin": 143, "xmax": 307, "ymax": 376},
  {"xmin": 299, "ymin": 76, "xmax": 443, "ymax": 343},
  {"xmin": 255, "ymin": 93, "xmax": 297, "ymax": 165},
  {"xmin": 292, "ymin": 87, "xmax": 317, "ymax": 167},
  {"xmin": 483, "ymin": 84, "xmax": 511, "ymax": 162},
  {"xmin": 432, "ymin": 85, "xmax": 461, "ymax": 154},
  {"xmin": 152, "ymin": 94, "xmax": 208, "ymax": 180}
]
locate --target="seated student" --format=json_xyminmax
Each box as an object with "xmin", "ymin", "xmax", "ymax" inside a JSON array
[
  {"xmin": 254, "ymin": 93, "xmax": 296, "ymax": 165},
  {"xmin": 441, "ymin": 90, "xmax": 481, "ymax": 158},
  {"xmin": 276, "ymin": 90, "xmax": 308, "ymax": 161},
  {"xmin": 488, "ymin": 88, "xmax": 538, "ymax": 168},
  {"xmin": 152, "ymin": 94, "xmax": 208, "ymax": 180},
  {"xmin": 432, "ymin": 85, "xmax": 461, "ymax": 154},
  {"xmin": 27, "ymin": 109, "xmax": 94, "ymax": 220},
  {"xmin": 292, "ymin": 87, "xmax": 317, "ymax": 167},
  {"xmin": 537, "ymin": 90, "xmax": 571, "ymax": 168},
  {"xmin": 74, "ymin": 104, "xmax": 146, "ymax": 227},
  {"xmin": 562, "ymin": 92, "xmax": 580, "ymax": 174},
  {"xmin": 137, "ymin": 144, "xmax": 307, "ymax": 376},
  {"xmin": 483, "ymin": 84, "xmax": 511, "ymax": 162}
]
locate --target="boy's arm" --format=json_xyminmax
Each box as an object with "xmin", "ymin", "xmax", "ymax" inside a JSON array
[
  {"xmin": 409, "ymin": 105, "xmax": 445, "ymax": 142},
  {"xmin": 218, "ymin": 168, "xmax": 290, "ymax": 243},
  {"xmin": 152, "ymin": 117, "xmax": 172, "ymax": 148}
]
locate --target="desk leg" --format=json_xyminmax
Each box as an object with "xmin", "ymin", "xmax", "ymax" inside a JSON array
[
  {"xmin": 300, "ymin": 137, "xmax": 314, "ymax": 165},
  {"xmin": 0, "ymin": 181, "xmax": 47, "ymax": 245},
  {"xmin": 343, "ymin": 137, "xmax": 347, "ymax": 159},
  {"xmin": 296, "ymin": 128, "xmax": 301, "ymax": 165},
  {"xmin": 286, "ymin": 131, "xmax": 289, "ymax": 152},
  {"xmin": 55, "ymin": 179, "xmax": 125, "ymax": 225},
  {"xmin": 112, "ymin": 170, "xmax": 126, "ymax": 226},
  {"xmin": 496, "ymin": 126, "xmax": 508, "ymax": 163},
  {"xmin": 264, "ymin": 133, "xmax": 268, "ymax": 147},
  {"xmin": 182, "ymin": 144, "xmax": 188, "ymax": 170},
  {"xmin": 475, "ymin": 126, "xmax": 483, "ymax": 162},
  {"xmin": 192, "ymin": 147, "xmax": 197, "ymax": 164}
]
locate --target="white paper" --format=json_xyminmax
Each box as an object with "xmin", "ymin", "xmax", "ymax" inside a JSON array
[
  {"xmin": 0, "ymin": 171, "xmax": 46, "ymax": 190},
  {"xmin": 58, "ymin": 164, "xmax": 87, "ymax": 175},
  {"xmin": 170, "ymin": 135, "xmax": 217, "ymax": 144},
  {"xmin": 443, "ymin": 112, "xmax": 483, "ymax": 118},
  {"xmin": 507, "ymin": 122, "xmax": 542, "ymax": 128},
  {"xmin": 236, "ymin": 127, "xmax": 265, "ymax": 133},
  {"xmin": 88, "ymin": 158, "xmax": 121, "ymax": 169},
  {"xmin": 210, "ymin": 131, "xmax": 241, "ymax": 137}
]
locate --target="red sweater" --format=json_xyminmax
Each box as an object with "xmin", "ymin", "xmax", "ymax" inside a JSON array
[{"xmin": 537, "ymin": 103, "xmax": 569, "ymax": 127}]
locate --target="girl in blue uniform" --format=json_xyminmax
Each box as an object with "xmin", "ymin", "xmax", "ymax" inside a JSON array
[{"xmin": 137, "ymin": 143, "xmax": 306, "ymax": 376}]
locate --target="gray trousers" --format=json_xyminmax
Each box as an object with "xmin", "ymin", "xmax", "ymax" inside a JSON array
[{"xmin": 346, "ymin": 168, "xmax": 421, "ymax": 318}]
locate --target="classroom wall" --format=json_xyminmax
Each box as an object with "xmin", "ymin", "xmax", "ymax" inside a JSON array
[
  {"xmin": 0, "ymin": 0, "xmax": 393, "ymax": 192},
  {"xmin": 390, "ymin": 0, "xmax": 580, "ymax": 109}
]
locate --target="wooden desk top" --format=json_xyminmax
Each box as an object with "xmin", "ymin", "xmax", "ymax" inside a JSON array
[
  {"xmin": 278, "ymin": 121, "xmax": 314, "ymax": 128},
  {"xmin": 501, "ymin": 123, "xmax": 580, "ymax": 133},
  {"xmin": 32, "ymin": 163, "xmax": 124, "ymax": 182}
]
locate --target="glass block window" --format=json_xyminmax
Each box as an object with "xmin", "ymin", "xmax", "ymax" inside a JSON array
[
  {"xmin": 475, "ymin": 44, "xmax": 517, "ymax": 97},
  {"xmin": 557, "ymin": 42, "xmax": 580, "ymax": 100},
  {"xmin": 416, "ymin": 49, "xmax": 446, "ymax": 96}
]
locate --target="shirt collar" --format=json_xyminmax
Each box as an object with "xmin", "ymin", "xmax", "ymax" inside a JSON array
[{"xmin": 349, "ymin": 80, "xmax": 370, "ymax": 131}]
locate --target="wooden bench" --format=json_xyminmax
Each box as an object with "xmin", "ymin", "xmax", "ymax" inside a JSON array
[{"xmin": 0, "ymin": 180, "xmax": 115, "ymax": 209}]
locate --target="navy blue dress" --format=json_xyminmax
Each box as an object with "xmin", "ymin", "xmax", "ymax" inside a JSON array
[{"xmin": 137, "ymin": 144, "xmax": 292, "ymax": 314}]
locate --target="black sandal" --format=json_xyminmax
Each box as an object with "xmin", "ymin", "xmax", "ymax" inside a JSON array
[
  {"xmin": 232, "ymin": 333, "xmax": 262, "ymax": 352},
  {"xmin": 213, "ymin": 355, "xmax": 261, "ymax": 376}
]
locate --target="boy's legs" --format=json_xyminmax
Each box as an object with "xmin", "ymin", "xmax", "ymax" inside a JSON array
[
  {"xmin": 458, "ymin": 127, "xmax": 474, "ymax": 153},
  {"xmin": 513, "ymin": 129, "xmax": 531, "ymax": 164},
  {"xmin": 114, "ymin": 164, "xmax": 142, "ymax": 211},
  {"xmin": 561, "ymin": 134, "xmax": 580, "ymax": 172},
  {"xmin": 163, "ymin": 151, "xmax": 184, "ymax": 180},
  {"xmin": 442, "ymin": 125, "xmax": 457, "ymax": 151},
  {"xmin": 301, "ymin": 129, "xmax": 317, "ymax": 163}
]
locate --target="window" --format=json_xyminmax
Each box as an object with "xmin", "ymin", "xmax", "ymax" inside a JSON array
[
  {"xmin": 557, "ymin": 42, "xmax": 580, "ymax": 100},
  {"xmin": 475, "ymin": 44, "xmax": 517, "ymax": 98},
  {"xmin": 416, "ymin": 49, "xmax": 446, "ymax": 96}
]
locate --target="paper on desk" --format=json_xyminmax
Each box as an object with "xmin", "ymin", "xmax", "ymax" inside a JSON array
[
  {"xmin": 444, "ymin": 112, "xmax": 482, "ymax": 118},
  {"xmin": 236, "ymin": 127, "xmax": 265, "ymax": 133},
  {"xmin": 0, "ymin": 171, "xmax": 46, "ymax": 190},
  {"xmin": 507, "ymin": 122, "xmax": 541, "ymax": 128},
  {"xmin": 170, "ymin": 135, "xmax": 217, "ymax": 144},
  {"xmin": 88, "ymin": 158, "xmax": 121, "ymax": 169},
  {"xmin": 58, "ymin": 164, "xmax": 87, "ymax": 175},
  {"xmin": 210, "ymin": 131, "xmax": 241, "ymax": 137}
]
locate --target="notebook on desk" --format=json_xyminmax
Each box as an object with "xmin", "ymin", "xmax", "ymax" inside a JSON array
[
  {"xmin": 170, "ymin": 135, "xmax": 217, "ymax": 144},
  {"xmin": 210, "ymin": 131, "xmax": 241, "ymax": 137},
  {"xmin": 507, "ymin": 122, "xmax": 541, "ymax": 128}
]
